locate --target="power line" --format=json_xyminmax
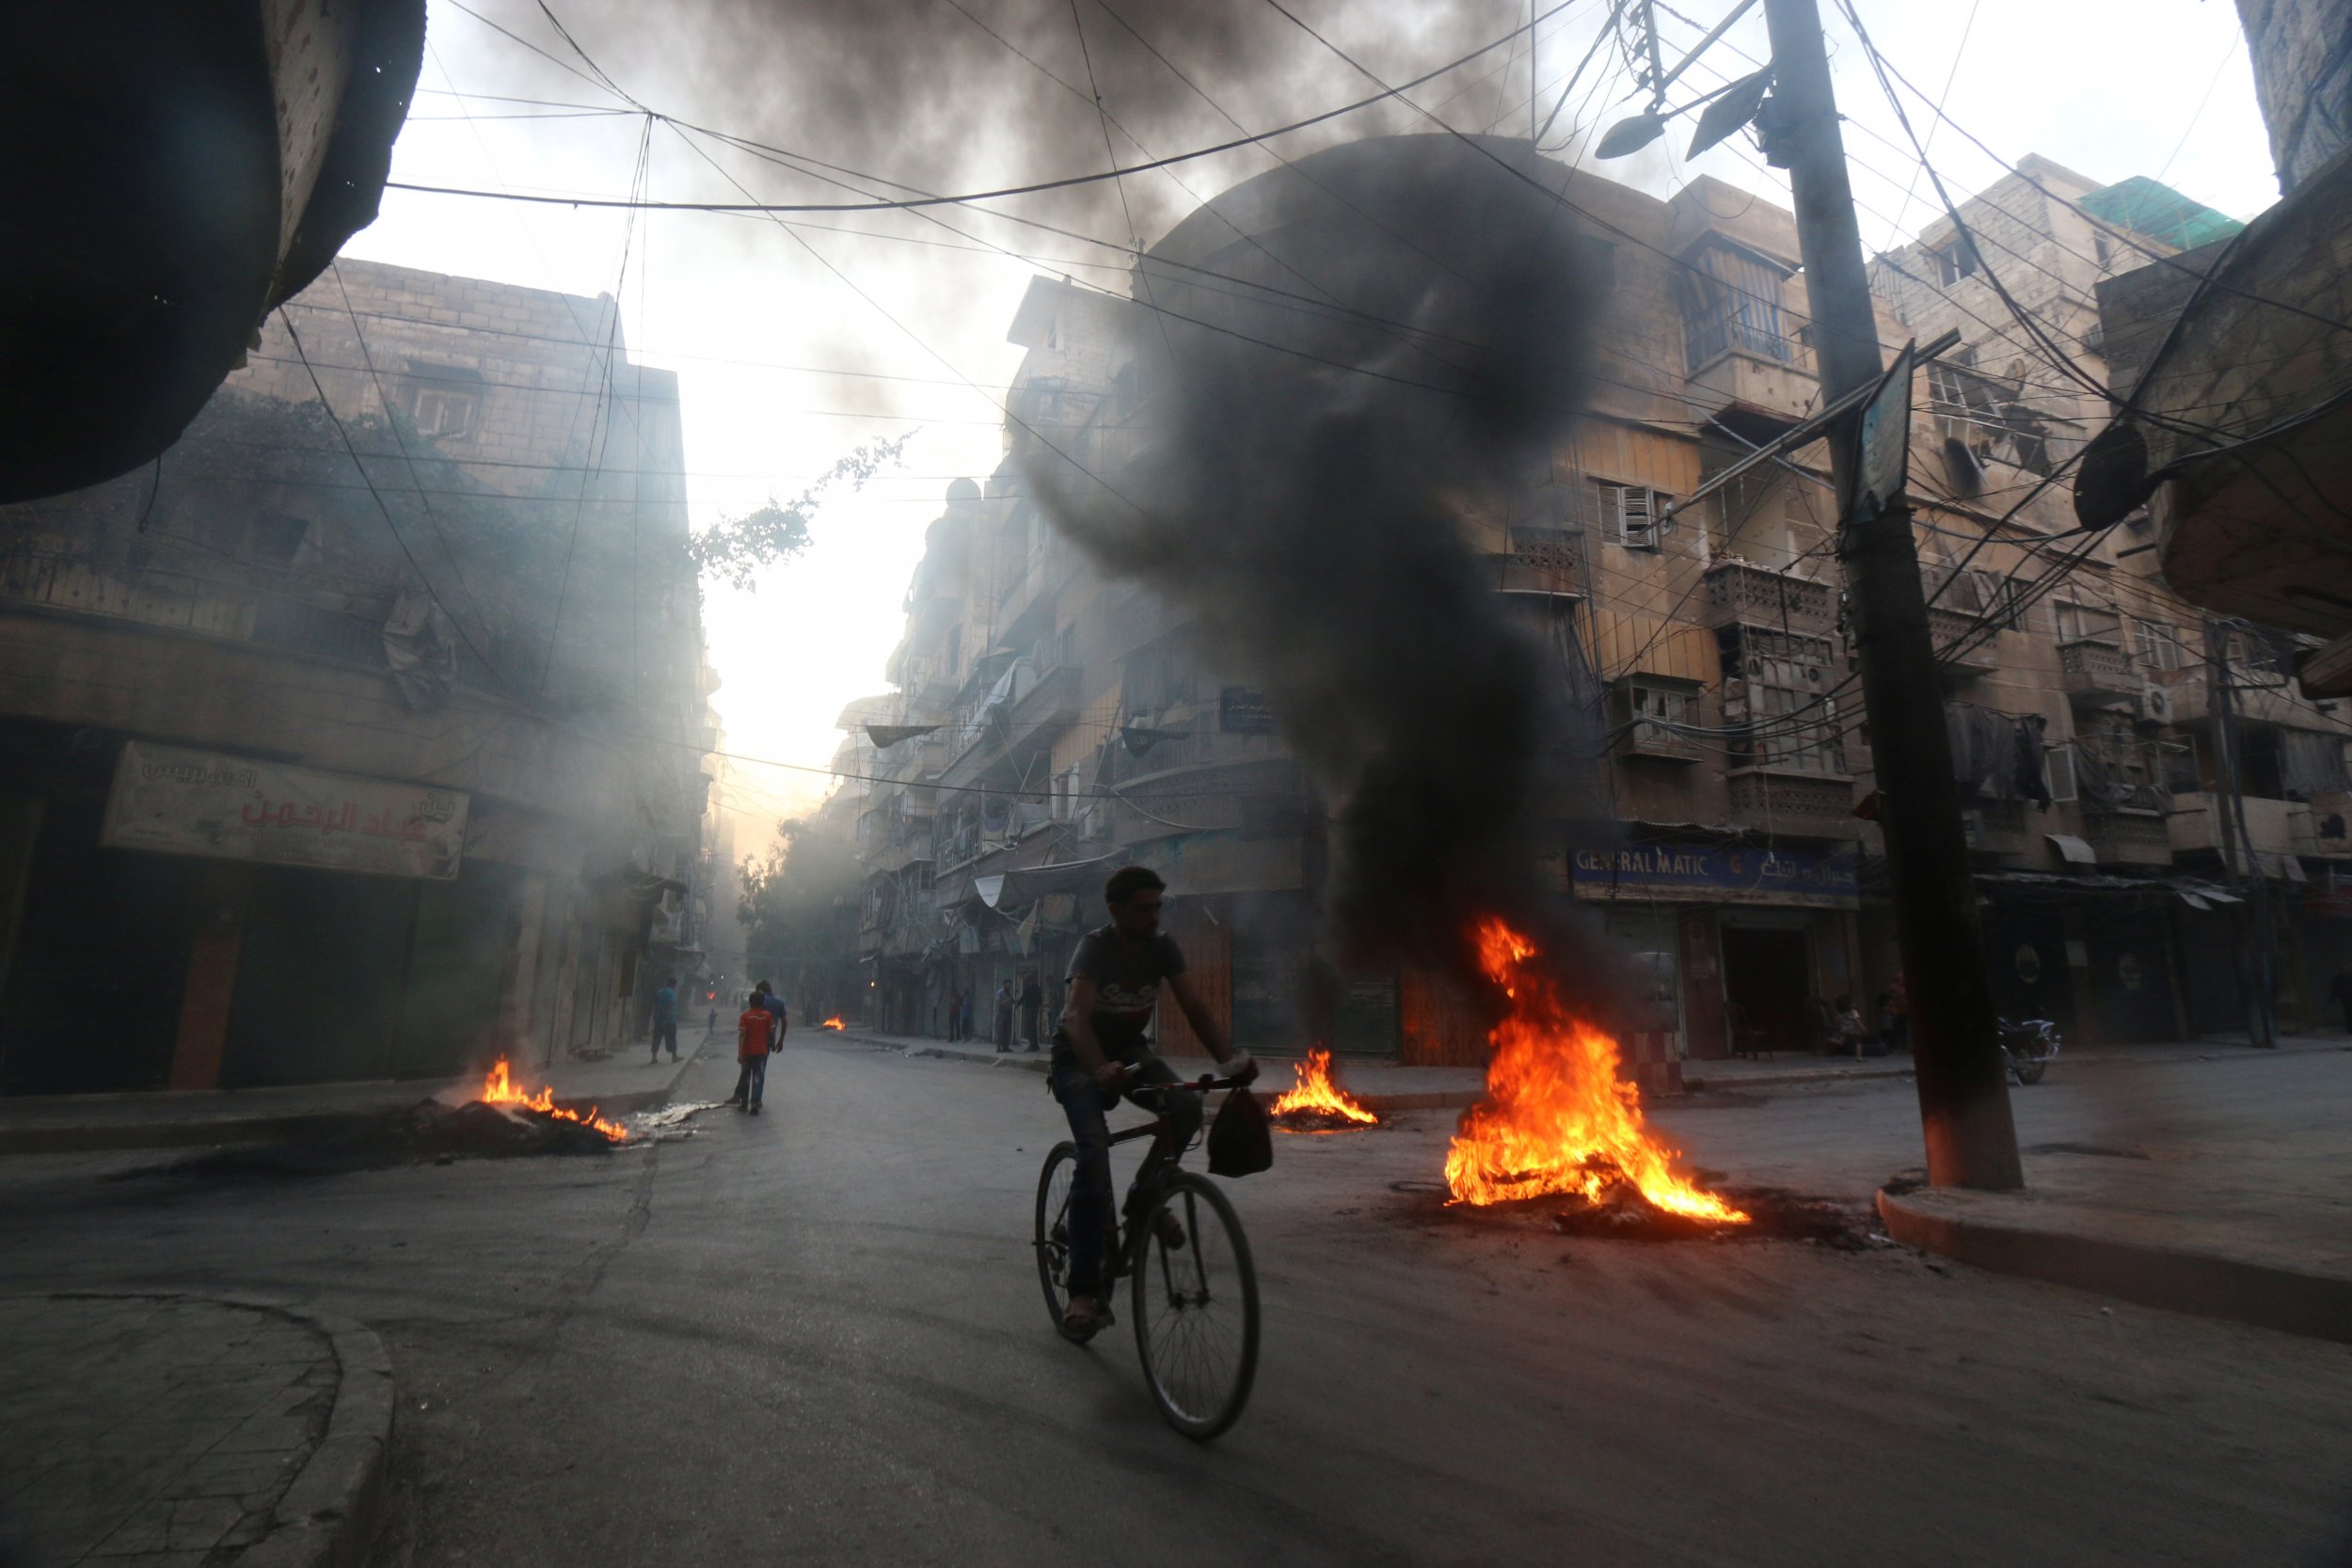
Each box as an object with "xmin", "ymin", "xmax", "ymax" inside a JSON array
[{"xmin": 392, "ymin": 1, "xmax": 1588, "ymax": 216}]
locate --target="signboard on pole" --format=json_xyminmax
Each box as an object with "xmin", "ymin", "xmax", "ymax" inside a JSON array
[
  {"xmin": 102, "ymin": 740, "xmax": 469, "ymax": 879},
  {"xmin": 1847, "ymin": 340, "xmax": 1916, "ymax": 521},
  {"xmin": 1219, "ymin": 686, "xmax": 1278, "ymax": 735}
]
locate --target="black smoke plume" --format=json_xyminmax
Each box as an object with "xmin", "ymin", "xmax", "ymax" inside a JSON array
[{"xmin": 1029, "ymin": 133, "xmax": 1625, "ymax": 1001}]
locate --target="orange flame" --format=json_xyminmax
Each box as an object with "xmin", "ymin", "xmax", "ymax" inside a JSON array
[
  {"xmin": 1444, "ymin": 918, "xmax": 1744, "ymax": 1223},
  {"xmin": 820, "ymin": 1016, "xmax": 845, "ymax": 1031},
  {"xmin": 480, "ymin": 1058, "xmax": 628, "ymax": 1142},
  {"xmin": 1270, "ymin": 1046, "xmax": 1379, "ymax": 1126}
]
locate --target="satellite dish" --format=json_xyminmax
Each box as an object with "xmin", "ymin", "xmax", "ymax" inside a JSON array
[
  {"xmin": 1688, "ymin": 69, "xmax": 1774, "ymax": 158},
  {"xmin": 1595, "ymin": 112, "xmax": 1668, "ymax": 159}
]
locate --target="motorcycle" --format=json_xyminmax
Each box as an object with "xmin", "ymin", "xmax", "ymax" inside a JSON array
[{"xmin": 1996, "ymin": 1017, "xmax": 2060, "ymax": 1085}]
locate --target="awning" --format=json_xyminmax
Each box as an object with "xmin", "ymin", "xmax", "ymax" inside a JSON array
[
  {"xmin": 2046, "ymin": 833, "xmax": 2098, "ymax": 866},
  {"xmin": 974, "ymin": 852, "xmax": 1127, "ymax": 910},
  {"xmin": 2259, "ymin": 851, "xmax": 2310, "ymax": 882}
]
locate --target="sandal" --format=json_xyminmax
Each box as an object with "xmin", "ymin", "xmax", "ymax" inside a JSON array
[
  {"xmin": 1152, "ymin": 1210, "xmax": 1187, "ymax": 1251},
  {"xmin": 1062, "ymin": 1296, "xmax": 1104, "ymax": 1338}
]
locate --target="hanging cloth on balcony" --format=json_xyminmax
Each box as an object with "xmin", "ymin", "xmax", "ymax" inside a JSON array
[{"xmin": 866, "ymin": 723, "xmax": 941, "ymax": 749}]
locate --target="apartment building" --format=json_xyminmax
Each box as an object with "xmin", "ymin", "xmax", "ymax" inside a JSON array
[
  {"xmin": 845, "ymin": 133, "xmax": 2345, "ymax": 1064},
  {"xmin": 0, "ymin": 259, "xmax": 719, "ymax": 1095}
]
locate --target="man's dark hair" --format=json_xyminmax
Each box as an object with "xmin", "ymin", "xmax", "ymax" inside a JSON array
[
  {"xmin": 747, "ymin": 991, "xmax": 762, "ymax": 1007},
  {"xmin": 1104, "ymin": 865, "xmax": 1167, "ymax": 907}
]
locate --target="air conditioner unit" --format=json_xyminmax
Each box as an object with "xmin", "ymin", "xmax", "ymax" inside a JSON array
[{"xmin": 2137, "ymin": 683, "xmax": 2174, "ymax": 725}]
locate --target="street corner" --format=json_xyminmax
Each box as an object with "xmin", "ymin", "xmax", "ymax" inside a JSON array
[{"xmin": 0, "ymin": 1293, "xmax": 395, "ymax": 1568}]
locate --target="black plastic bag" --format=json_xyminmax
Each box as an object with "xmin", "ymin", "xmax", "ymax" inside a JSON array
[{"xmin": 1206, "ymin": 1086, "xmax": 1273, "ymax": 1178}]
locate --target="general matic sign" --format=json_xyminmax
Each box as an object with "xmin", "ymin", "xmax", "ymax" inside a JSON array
[
  {"xmin": 1570, "ymin": 841, "xmax": 1860, "ymax": 910},
  {"xmin": 102, "ymin": 741, "xmax": 469, "ymax": 880}
]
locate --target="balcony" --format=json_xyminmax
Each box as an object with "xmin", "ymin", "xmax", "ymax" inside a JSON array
[
  {"xmin": 1724, "ymin": 767, "xmax": 1858, "ymax": 839},
  {"xmin": 1684, "ymin": 345, "xmax": 1819, "ymax": 430},
  {"xmin": 1962, "ymin": 798, "xmax": 2031, "ymax": 855},
  {"xmin": 1928, "ymin": 607, "xmax": 1998, "ymax": 676},
  {"xmin": 2080, "ymin": 807, "xmax": 2172, "ymax": 867},
  {"xmin": 1701, "ymin": 561, "xmax": 1836, "ymax": 636},
  {"xmin": 1491, "ymin": 528, "xmax": 1583, "ymax": 595},
  {"xmin": 2159, "ymin": 668, "xmax": 2352, "ymax": 732},
  {"xmin": 2167, "ymin": 792, "xmax": 2312, "ymax": 866},
  {"xmin": 2058, "ymin": 638, "xmax": 2137, "ymax": 705},
  {"xmin": 937, "ymin": 659, "xmax": 1085, "ymax": 789}
]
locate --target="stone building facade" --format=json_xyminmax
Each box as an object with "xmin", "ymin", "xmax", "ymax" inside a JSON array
[
  {"xmin": 0, "ymin": 259, "xmax": 718, "ymax": 1094},
  {"xmin": 843, "ymin": 134, "xmax": 2345, "ymax": 1065}
]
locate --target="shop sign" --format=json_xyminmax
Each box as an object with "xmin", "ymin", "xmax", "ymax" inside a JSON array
[
  {"xmin": 1571, "ymin": 841, "xmax": 1859, "ymax": 910},
  {"xmin": 102, "ymin": 740, "xmax": 469, "ymax": 880}
]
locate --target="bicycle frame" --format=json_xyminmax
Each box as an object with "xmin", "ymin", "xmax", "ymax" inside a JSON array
[{"xmin": 1090, "ymin": 1072, "xmax": 1245, "ymax": 1284}]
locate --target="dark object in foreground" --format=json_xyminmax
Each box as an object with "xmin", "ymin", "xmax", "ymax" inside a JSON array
[{"xmin": 117, "ymin": 1098, "xmax": 621, "ymax": 1180}]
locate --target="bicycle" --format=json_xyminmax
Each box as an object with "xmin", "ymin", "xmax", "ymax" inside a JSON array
[{"xmin": 1032, "ymin": 1071, "xmax": 1261, "ymax": 1441}]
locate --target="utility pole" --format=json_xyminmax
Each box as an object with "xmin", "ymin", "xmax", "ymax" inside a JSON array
[
  {"xmin": 2201, "ymin": 619, "xmax": 2280, "ymax": 1047},
  {"xmin": 1761, "ymin": 0, "xmax": 2023, "ymax": 1186}
]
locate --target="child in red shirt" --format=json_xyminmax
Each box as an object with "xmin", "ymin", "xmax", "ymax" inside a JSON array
[{"xmin": 733, "ymin": 993, "xmax": 772, "ymax": 1114}]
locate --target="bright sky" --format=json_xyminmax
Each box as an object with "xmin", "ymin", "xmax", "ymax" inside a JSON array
[{"xmin": 343, "ymin": 0, "xmax": 2279, "ymax": 845}]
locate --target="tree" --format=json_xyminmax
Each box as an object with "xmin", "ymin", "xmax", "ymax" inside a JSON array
[{"xmin": 689, "ymin": 435, "xmax": 913, "ymax": 591}]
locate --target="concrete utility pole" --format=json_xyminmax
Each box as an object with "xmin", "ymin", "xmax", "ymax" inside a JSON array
[
  {"xmin": 2201, "ymin": 619, "xmax": 2280, "ymax": 1047},
  {"xmin": 1761, "ymin": 0, "xmax": 2023, "ymax": 1186}
]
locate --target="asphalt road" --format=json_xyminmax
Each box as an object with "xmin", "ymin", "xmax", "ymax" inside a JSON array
[{"xmin": 2, "ymin": 1037, "xmax": 2347, "ymax": 1567}]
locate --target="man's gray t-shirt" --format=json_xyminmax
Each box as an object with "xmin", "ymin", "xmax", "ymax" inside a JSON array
[{"xmin": 1062, "ymin": 926, "xmax": 1186, "ymax": 1056}]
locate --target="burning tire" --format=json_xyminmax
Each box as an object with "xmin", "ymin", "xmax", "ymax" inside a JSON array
[{"xmin": 1132, "ymin": 1173, "xmax": 1259, "ymax": 1442}]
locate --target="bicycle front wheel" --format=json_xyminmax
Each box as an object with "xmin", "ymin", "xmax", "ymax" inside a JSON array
[{"xmin": 1131, "ymin": 1171, "xmax": 1259, "ymax": 1441}]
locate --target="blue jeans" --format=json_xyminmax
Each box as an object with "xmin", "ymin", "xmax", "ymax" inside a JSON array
[
  {"xmin": 734, "ymin": 1053, "xmax": 768, "ymax": 1106},
  {"xmin": 1050, "ymin": 1052, "xmax": 1201, "ymax": 1299}
]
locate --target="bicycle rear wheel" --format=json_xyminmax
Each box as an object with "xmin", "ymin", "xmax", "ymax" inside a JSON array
[
  {"xmin": 1131, "ymin": 1171, "xmax": 1259, "ymax": 1441},
  {"xmin": 1034, "ymin": 1142, "xmax": 1084, "ymax": 1336}
]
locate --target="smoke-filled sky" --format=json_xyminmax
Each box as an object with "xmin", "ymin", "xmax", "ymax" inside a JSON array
[{"xmin": 342, "ymin": 0, "xmax": 2278, "ymax": 837}]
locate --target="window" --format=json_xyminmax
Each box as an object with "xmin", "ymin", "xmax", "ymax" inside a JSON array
[
  {"xmin": 1719, "ymin": 626, "xmax": 1842, "ymax": 774},
  {"xmin": 1679, "ymin": 237, "xmax": 1796, "ymax": 371},
  {"xmin": 1618, "ymin": 678, "xmax": 1699, "ymax": 754},
  {"xmin": 2055, "ymin": 597, "xmax": 2122, "ymax": 644},
  {"xmin": 1596, "ymin": 481, "xmax": 1674, "ymax": 550},
  {"xmin": 2131, "ymin": 618, "xmax": 2188, "ymax": 673},
  {"xmin": 413, "ymin": 388, "xmax": 474, "ymax": 438},
  {"xmin": 2045, "ymin": 744, "xmax": 2077, "ymax": 804},
  {"xmin": 1931, "ymin": 234, "xmax": 1981, "ymax": 286}
]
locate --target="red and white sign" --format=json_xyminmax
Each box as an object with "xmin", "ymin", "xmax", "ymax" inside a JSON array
[{"xmin": 102, "ymin": 740, "xmax": 469, "ymax": 880}]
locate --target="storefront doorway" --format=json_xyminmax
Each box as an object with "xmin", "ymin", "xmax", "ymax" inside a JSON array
[{"xmin": 1719, "ymin": 924, "xmax": 1812, "ymax": 1055}]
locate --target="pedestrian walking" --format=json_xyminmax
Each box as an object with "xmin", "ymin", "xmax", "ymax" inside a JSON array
[
  {"xmin": 732, "ymin": 991, "xmax": 772, "ymax": 1115},
  {"xmin": 1019, "ymin": 971, "xmax": 1043, "ymax": 1052},
  {"xmin": 649, "ymin": 974, "xmax": 679, "ymax": 1064}
]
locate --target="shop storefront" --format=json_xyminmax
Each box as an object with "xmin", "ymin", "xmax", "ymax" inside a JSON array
[{"xmin": 1571, "ymin": 837, "xmax": 1861, "ymax": 1059}]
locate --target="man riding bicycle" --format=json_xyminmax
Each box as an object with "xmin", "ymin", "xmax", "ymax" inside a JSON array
[{"xmin": 1053, "ymin": 865, "xmax": 1255, "ymax": 1338}]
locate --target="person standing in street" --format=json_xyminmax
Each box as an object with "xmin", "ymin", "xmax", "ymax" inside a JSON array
[
  {"xmin": 946, "ymin": 988, "xmax": 965, "ymax": 1042},
  {"xmin": 649, "ymin": 974, "xmax": 679, "ymax": 1065},
  {"xmin": 733, "ymin": 991, "xmax": 772, "ymax": 1115},
  {"xmin": 1019, "ymin": 971, "xmax": 1044, "ymax": 1052},
  {"xmin": 993, "ymin": 977, "xmax": 1015, "ymax": 1053}
]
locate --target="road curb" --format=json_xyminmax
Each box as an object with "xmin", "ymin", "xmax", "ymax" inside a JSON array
[
  {"xmin": 0, "ymin": 1048, "xmax": 701, "ymax": 1159},
  {"xmin": 228, "ymin": 1298, "xmax": 396, "ymax": 1568},
  {"xmin": 1683, "ymin": 1065, "xmax": 1915, "ymax": 1091},
  {"xmin": 25, "ymin": 1292, "xmax": 396, "ymax": 1568},
  {"xmin": 1876, "ymin": 1186, "xmax": 2352, "ymax": 1346}
]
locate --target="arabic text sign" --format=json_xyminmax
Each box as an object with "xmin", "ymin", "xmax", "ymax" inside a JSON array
[
  {"xmin": 1571, "ymin": 842, "xmax": 1859, "ymax": 910},
  {"xmin": 103, "ymin": 741, "xmax": 469, "ymax": 880}
]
